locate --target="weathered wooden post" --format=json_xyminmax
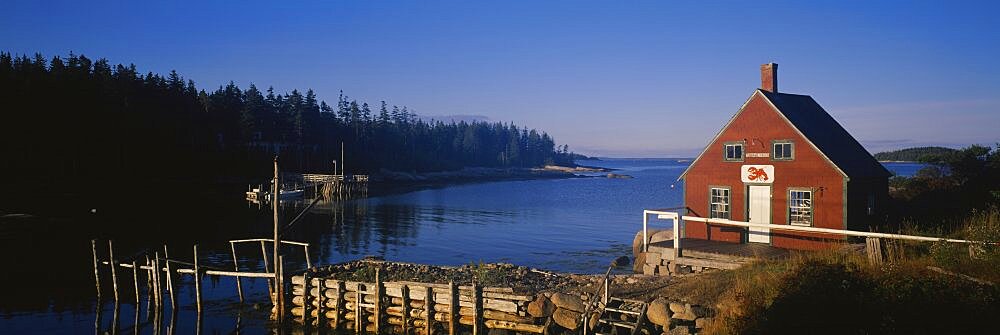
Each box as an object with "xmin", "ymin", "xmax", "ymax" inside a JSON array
[
  {"xmin": 163, "ymin": 245, "xmax": 176, "ymax": 308},
  {"xmin": 375, "ymin": 267, "xmax": 383, "ymax": 334},
  {"xmin": 448, "ymin": 281, "xmax": 458, "ymax": 335},
  {"xmin": 278, "ymin": 255, "xmax": 286, "ymax": 322},
  {"xmin": 317, "ymin": 277, "xmax": 327, "ymax": 328},
  {"xmin": 260, "ymin": 240, "xmax": 274, "ymax": 299},
  {"xmin": 194, "ymin": 244, "xmax": 202, "ymax": 314},
  {"xmin": 304, "ymin": 245, "xmax": 312, "ymax": 269},
  {"xmin": 335, "ymin": 280, "xmax": 346, "ymax": 330},
  {"xmin": 401, "ymin": 284, "xmax": 410, "ymax": 334},
  {"xmin": 132, "ymin": 260, "xmax": 140, "ymax": 305},
  {"xmin": 272, "ymin": 156, "xmax": 283, "ymax": 319},
  {"xmin": 355, "ymin": 283, "xmax": 364, "ymax": 333},
  {"xmin": 424, "ymin": 286, "xmax": 434, "ymax": 335},
  {"xmin": 92, "ymin": 240, "xmax": 102, "ymax": 299},
  {"xmin": 152, "ymin": 252, "xmax": 161, "ymax": 309},
  {"xmin": 230, "ymin": 241, "xmax": 244, "ymax": 303},
  {"xmin": 144, "ymin": 255, "xmax": 153, "ymax": 317},
  {"xmin": 301, "ymin": 271, "xmax": 311, "ymax": 325},
  {"xmin": 472, "ymin": 281, "xmax": 483, "ymax": 335},
  {"xmin": 108, "ymin": 240, "xmax": 120, "ymax": 302}
]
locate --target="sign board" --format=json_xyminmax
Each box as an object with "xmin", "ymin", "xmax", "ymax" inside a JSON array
[
  {"xmin": 746, "ymin": 152, "xmax": 770, "ymax": 158},
  {"xmin": 741, "ymin": 165, "xmax": 774, "ymax": 183}
]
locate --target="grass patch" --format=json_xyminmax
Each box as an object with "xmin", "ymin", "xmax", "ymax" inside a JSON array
[{"xmin": 700, "ymin": 208, "xmax": 1000, "ymax": 334}]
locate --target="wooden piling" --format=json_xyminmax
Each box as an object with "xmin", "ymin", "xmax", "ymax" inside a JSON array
[
  {"xmin": 472, "ymin": 281, "xmax": 482, "ymax": 335},
  {"xmin": 317, "ymin": 278, "xmax": 327, "ymax": 327},
  {"xmin": 424, "ymin": 286, "xmax": 434, "ymax": 335},
  {"xmin": 401, "ymin": 284, "xmax": 410, "ymax": 335},
  {"xmin": 278, "ymin": 255, "xmax": 285, "ymax": 321},
  {"xmin": 336, "ymin": 280, "xmax": 346, "ymax": 330},
  {"xmin": 448, "ymin": 281, "xmax": 458, "ymax": 335},
  {"xmin": 301, "ymin": 271, "xmax": 311, "ymax": 325},
  {"xmin": 155, "ymin": 252, "xmax": 163, "ymax": 309},
  {"xmin": 272, "ymin": 156, "xmax": 282, "ymax": 320},
  {"xmin": 260, "ymin": 240, "xmax": 274, "ymax": 299},
  {"xmin": 132, "ymin": 260, "xmax": 140, "ymax": 305},
  {"xmin": 194, "ymin": 244, "xmax": 202, "ymax": 313},
  {"xmin": 163, "ymin": 245, "xmax": 176, "ymax": 308},
  {"xmin": 108, "ymin": 240, "xmax": 120, "ymax": 302},
  {"xmin": 92, "ymin": 240, "xmax": 102, "ymax": 299},
  {"xmin": 230, "ymin": 242, "xmax": 244, "ymax": 303},
  {"xmin": 144, "ymin": 255, "xmax": 153, "ymax": 318},
  {"xmin": 375, "ymin": 267, "xmax": 384, "ymax": 334},
  {"xmin": 355, "ymin": 283, "xmax": 363, "ymax": 333}
]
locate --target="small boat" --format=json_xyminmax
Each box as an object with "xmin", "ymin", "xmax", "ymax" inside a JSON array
[{"xmin": 265, "ymin": 189, "xmax": 304, "ymax": 201}]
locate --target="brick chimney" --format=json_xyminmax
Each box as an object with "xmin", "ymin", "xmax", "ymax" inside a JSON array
[{"xmin": 760, "ymin": 63, "xmax": 777, "ymax": 92}]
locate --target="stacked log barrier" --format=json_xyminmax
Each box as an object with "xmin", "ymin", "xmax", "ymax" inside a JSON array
[{"xmin": 290, "ymin": 275, "xmax": 545, "ymax": 334}]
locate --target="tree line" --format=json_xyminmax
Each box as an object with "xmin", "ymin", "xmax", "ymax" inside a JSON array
[
  {"xmin": 873, "ymin": 146, "xmax": 958, "ymax": 162},
  {"xmin": 0, "ymin": 52, "xmax": 577, "ymax": 184}
]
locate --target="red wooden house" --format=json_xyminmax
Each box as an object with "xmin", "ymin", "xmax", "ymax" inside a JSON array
[{"xmin": 678, "ymin": 64, "xmax": 890, "ymax": 250}]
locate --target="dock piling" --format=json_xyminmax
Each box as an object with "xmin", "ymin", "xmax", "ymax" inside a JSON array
[
  {"xmin": 91, "ymin": 239, "xmax": 102, "ymax": 299},
  {"xmin": 108, "ymin": 240, "xmax": 120, "ymax": 302},
  {"xmin": 194, "ymin": 244, "xmax": 202, "ymax": 314}
]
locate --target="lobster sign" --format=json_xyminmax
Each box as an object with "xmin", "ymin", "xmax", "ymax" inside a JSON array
[{"xmin": 741, "ymin": 165, "xmax": 775, "ymax": 183}]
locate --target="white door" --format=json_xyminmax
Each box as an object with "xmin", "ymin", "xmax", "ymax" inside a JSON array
[{"xmin": 748, "ymin": 185, "xmax": 771, "ymax": 243}]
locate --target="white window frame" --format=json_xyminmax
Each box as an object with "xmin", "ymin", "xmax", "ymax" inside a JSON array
[
  {"xmin": 710, "ymin": 186, "xmax": 731, "ymax": 219},
  {"xmin": 788, "ymin": 189, "xmax": 813, "ymax": 226}
]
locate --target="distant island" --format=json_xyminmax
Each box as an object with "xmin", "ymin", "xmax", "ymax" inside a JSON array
[{"xmin": 873, "ymin": 146, "xmax": 958, "ymax": 162}]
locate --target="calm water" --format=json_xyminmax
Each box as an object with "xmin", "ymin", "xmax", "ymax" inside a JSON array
[{"xmin": 0, "ymin": 159, "xmax": 919, "ymax": 334}]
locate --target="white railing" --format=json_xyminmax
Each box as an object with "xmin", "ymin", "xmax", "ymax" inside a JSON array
[{"xmin": 642, "ymin": 210, "xmax": 996, "ymax": 257}]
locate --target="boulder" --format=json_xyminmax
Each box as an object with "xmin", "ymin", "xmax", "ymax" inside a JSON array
[
  {"xmin": 672, "ymin": 309, "xmax": 697, "ymax": 321},
  {"xmin": 633, "ymin": 252, "xmax": 647, "ymax": 273},
  {"xmin": 527, "ymin": 295, "xmax": 555, "ymax": 318},
  {"xmin": 614, "ymin": 255, "xmax": 630, "ymax": 267},
  {"xmin": 587, "ymin": 311, "xmax": 601, "ymax": 330},
  {"xmin": 550, "ymin": 293, "xmax": 586, "ymax": 313},
  {"xmin": 646, "ymin": 297, "xmax": 672, "ymax": 327},
  {"xmin": 668, "ymin": 302, "xmax": 686, "ymax": 314},
  {"xmin": 552, "ymin": 308, "xmax": 582, "ymax": 330}
]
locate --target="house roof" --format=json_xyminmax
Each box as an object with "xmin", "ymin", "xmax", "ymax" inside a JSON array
[{"xmin": 679, "ymin": 89, "xmax": 891, "ymax": 181}]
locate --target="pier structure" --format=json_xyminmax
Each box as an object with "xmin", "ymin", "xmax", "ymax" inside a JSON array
[{"xmin": 299, "ymin": 173, "xmax": 369, "ymax": 200}]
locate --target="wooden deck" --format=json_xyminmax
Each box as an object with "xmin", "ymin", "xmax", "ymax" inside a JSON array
[{"xmin": 647, "ymin": 238, "xmax": 790, "ymax": 269}]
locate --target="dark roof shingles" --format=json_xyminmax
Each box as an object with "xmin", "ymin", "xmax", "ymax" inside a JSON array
[{"xmin": 760, "ymin": 90, "xmax": 891, "ymax": 179}]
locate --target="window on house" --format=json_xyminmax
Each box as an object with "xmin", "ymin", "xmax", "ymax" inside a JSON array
[
  {"xmin": 788, "ymin": 189, "xmax": 812, "ymax": 226},
  {"xmin": 724, "ymin": 142, "xmax": 744, "ymax": 161},
  {"xmin": 773, "ymin": 141, "xmax": 794, "ymax": 160},
  {"xmin": 710, "ymin": 187, "xmax": 731, "ymax": 219}
]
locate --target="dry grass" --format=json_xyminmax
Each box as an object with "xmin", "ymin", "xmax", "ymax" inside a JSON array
[{"xmin": 700, "ymin": 241, "xmax": 1000, "ymax": 335}]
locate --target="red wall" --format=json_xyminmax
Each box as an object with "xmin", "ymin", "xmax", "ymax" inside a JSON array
[{"xmin": 682, "ymin": 92, "xmax": 847, "ymax": 250}]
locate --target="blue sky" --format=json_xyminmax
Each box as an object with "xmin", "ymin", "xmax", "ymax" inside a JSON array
[{"xmin": 2, "ymin": 1, "xmax": 998, "ymax": 157}]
